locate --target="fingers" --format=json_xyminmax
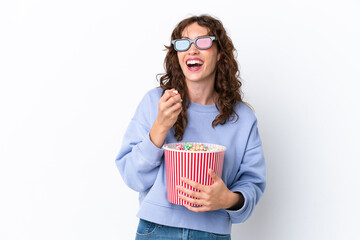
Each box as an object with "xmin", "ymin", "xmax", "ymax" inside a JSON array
[
  {"xmin": 160, "ymin": 89, "xmax": 182, "ymax": 105},
  {"xmin": 177, "ymin": 179, "xmax": 207, "ymax": 208},
  {"xmin": 159, "ymin": 89, "xmax": 182, "ymax": 114},
  {"xmin": 208, "ymin": 169, "xmax": 219, "ymax": 182},
  {"xmin": 176, "ymin": 185, "xmax": 202, "ymax": 199},
  {"xmin": 160, "ymin": 89, "xmax": 175, "ymax": 102},
  {"xmin": 165, "ymin": 94, "xmax": 182, "ymax": 109},
  {"xmin": 180, "ymin": 177, "xmax": 207, "ymax": 192},
  {"xmin": 155, "ymin": 89, "xmax": 182, "ymax": 131},
  {"xmin": 177, "ymin": 192, "xmax": 204, "ymax": 208},
  {"xmin": 183, "ymin": 204, "xmax": 208, "ymax": 213},
  {"xmin": 177, "ymin": 192, "xmax": 210, "ymax": 213},
  {"xmin": 166, "ymin": 97, "xmax": 182, "ymax": 113}
]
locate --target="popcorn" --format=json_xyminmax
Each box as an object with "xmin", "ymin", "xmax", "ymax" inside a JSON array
[
  {"xmin": 172, "ymin": 142, "xmax": 224, "ymax": 151},
  {"xmin": 175, "ymin": 144, "xmax": 184, "ymax": 150}
]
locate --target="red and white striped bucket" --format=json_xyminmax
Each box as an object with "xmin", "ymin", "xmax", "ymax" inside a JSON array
[{"xmin": 163, "ymin": 142, "xmax": 226, "ymax": 206}]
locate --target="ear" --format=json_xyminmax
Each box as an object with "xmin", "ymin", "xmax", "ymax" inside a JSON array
[{"xmin": 217, "ymin": 52, "xmax": 221, "ymax": 62}]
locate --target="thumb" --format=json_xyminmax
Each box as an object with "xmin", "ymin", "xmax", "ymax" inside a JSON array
[{"xmin": 208, "ymin": 169, "xmax": 219, "ymax": 182}]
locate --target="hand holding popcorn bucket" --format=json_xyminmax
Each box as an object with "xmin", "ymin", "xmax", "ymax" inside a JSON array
[{"xmin": 163, "ymin": 142, "xmax": 226, "ymax": 206}]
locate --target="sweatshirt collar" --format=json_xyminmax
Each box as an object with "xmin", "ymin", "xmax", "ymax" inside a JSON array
[{"xmin": 188, "ymin": 100, "xmax": 219, "ymax": 113}]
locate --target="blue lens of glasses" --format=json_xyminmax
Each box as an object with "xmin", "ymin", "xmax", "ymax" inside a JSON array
[{"xmin": 175, "ymin": 40, "xmax": 190, "ymax": 51}]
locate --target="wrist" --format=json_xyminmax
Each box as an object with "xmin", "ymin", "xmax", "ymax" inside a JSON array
[
  {"xmin": 149, "ymin": 120, "xmax": 169, "ymax": 148},
  {"xmin": 225, "ymin": 191, "xmax": 244, "ymax": 210},
  {"xmin": 153, "ymin": 119, "xmax": 169, "ymax": 134}
]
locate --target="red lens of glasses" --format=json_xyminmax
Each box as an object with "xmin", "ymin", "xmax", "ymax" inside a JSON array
[{"xmin": 196, "ymin": 37, "xmax": 212, "ymax": 49}]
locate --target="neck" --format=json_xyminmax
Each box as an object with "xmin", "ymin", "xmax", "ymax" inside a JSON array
[{"xmin": 185, "ymin": 79, "xmax": 217, "ymax": 105}]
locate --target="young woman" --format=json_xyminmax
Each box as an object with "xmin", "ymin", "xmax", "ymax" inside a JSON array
[{"xmin": 116, "ymin": 15, "xmax": 266, "ymax": 239}]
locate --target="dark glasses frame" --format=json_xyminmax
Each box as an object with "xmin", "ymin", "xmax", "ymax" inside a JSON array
[{"xmin": 171, "ymin": 36, "xmax": 217, "ymax": 52}]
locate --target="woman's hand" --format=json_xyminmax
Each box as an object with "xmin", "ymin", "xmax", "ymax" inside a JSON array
[
  {"xmin": 156, "ymin": 89, "xmax": 182, "ymax": 130},
  {"xmin": 150, "ymin": 89, "xmax": 182, "ymax": 148},
  {"xmin": 176, "ymin": 169, "xmax": 244, "ymax": 212}
]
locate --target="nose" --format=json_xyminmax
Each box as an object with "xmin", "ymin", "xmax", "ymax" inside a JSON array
[{"xmin": 187, "ymin": 42, "xmax": 199, "ymax": 55}]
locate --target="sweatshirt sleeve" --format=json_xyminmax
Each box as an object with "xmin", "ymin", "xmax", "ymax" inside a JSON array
[
  {"xmin": 225, "ymin": 120, "xmax": 266, "ymax": 223},
  {"xmin": 115, "ymin": 92, "xmax": 164, "ymax": 192}
]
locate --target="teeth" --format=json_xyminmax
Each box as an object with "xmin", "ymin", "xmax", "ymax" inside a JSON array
[{"xmin": 186, "ymin": 60, "xmax": 203, "ymax": 65}]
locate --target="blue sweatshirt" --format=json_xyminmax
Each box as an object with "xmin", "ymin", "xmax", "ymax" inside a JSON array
[{"xmin": 115, "ymin": 88, "xmax": 266, "ymax": 234}]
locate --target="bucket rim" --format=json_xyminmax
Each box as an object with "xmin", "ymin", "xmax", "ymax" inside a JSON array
[{"xmin": 162, "ymin": 142, "xmax": 226, "ymax": 153}]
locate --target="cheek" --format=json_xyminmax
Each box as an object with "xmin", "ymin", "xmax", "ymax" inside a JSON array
[
  {"xmin": 205, "ymin": 49, "xmax": 219, "ymax": 68},
  {"xmin": 177, "ymin": 52, "xmax": 185, "ymax": 61},
  {"xmin": 207, "ymin": 54, "xmax": 218, "ymax": 69},
  {"xmin": 178, "ymin": 55, "xmax": 189, "ymax": 72},
  {"xmin": 177, "ymin": 53, "xmax": 184, "ymax": 66}
]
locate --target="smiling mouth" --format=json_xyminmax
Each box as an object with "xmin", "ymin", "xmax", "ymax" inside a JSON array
[{"xmin": 186, "ymin": 59, "xmax": 204, "ymax": 71}]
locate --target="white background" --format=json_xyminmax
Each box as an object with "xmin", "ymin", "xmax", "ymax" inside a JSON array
[{"xmin": 1, "ymin": 0, "xmax": 359, "ymax": 239}]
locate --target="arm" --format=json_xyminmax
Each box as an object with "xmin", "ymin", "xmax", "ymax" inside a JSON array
[
  {"xmin": 115, "ymin": 89, "xmax": 182, "ymax": 192},
  {"xmin": 149, "ymin": 89, "xmax": 182, "ymax": 148},
  {"xmin": 115, "ymin": 99, "xmax": 162, "ymax": 192},
  {"xmin": 225, "ymin": 120, "xmax": 266, "ymax": 223}
]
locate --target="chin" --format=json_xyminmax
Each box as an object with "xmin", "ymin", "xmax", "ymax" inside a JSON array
[
  {"xmin": 185, "ymin": 76, "xmax": 203, "ymax": 82},
  {"xmin": 184, "ymin": 71, "xmax": 202, "ymax": 80}
]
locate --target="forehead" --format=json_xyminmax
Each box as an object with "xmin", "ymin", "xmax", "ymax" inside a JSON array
[{"xmin": 181, "ymin": 23, "xmax": 209, "ymax": 38}]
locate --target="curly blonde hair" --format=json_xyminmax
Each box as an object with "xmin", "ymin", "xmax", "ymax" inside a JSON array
[{"xmin": 158, "ymin": 14, "xmax": 250, "ymax": 141}]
